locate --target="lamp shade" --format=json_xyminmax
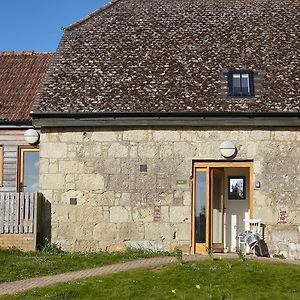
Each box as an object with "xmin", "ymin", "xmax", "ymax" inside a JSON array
[
  {"xmin": 220, "ymin": 141, "xmax": 236, "ymax": 158},
  {"xmin": 24, "ymin": 129, "xmax": 40, "ymax": 145}
]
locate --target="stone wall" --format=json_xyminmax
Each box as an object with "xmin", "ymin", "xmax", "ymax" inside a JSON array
[{"xmin": 39, "ymin": 127, "xmax": 300, "ymax": 258}]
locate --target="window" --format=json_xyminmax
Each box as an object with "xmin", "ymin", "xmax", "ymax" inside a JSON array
[
  {"xmin": 228, "ymin": 70, "xmax": 254, "ymax": 97},
  {"xmin": 0, "ymin": 145, "xmax": 3, "ymax": 186}
]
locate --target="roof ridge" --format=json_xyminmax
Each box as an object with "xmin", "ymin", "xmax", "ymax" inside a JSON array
[
  {"xmin": 65, "ymin": 0, "xmax": 123, "ymax": 31},
  {"xmin": 0, "ymin": 51, "xmax": 52, "ymax": 57},
  {"xmin": 0, "ymin": 51, "xmax": 34, "ymax": 56}
]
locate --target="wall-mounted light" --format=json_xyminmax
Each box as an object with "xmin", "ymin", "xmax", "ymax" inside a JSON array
[
  {"xmin": 24, "ymin": 129, "xmax": 40, "ymax": 145},
  {"xmin": 220, "ymin": 141, "xmax": 236, "ymax": 158}
]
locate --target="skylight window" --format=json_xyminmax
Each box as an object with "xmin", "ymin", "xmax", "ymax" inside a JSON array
[{"xmin": 228, "ymin": 70, "xmax": 254, "ymax": 97}]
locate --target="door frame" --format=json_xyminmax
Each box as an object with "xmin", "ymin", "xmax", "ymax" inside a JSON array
[
  {"xmin": 17, "ymin": 146, "xmax": 39, "ymax": 193},
  {"xmin": 192, "ymin": 161, "xmax": 253, "ymax": 254}
]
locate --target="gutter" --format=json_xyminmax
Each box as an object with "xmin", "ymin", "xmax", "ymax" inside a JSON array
[
  {"xmin": 0, "ymin": 120, "xmax": 36, "ymax": 129},
  {"xmin": 32, "ymin": 112, "xmax": 300, "ymax": 128}
]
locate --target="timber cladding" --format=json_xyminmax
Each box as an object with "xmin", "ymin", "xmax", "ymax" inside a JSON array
[
  {"xmin": 0, "ymin": 130, "xmax": 29, "ymax": 193},
  {"xmin": 0, "ymin": 145, "xmax": 2, "ymax": 186}
]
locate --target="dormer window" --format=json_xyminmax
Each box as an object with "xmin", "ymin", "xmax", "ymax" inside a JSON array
[{"xmin": 228, "ymin": 70, "xmax": 254, "ymax": 97}]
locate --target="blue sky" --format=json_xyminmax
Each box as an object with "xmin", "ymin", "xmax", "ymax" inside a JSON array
[{"xmin": 0, "ymin": 0, "xmax": 110, "ymax": 52}]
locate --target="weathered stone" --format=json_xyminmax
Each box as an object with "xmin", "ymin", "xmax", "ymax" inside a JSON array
[
  {"xmin": 123, "ymin": 130, "xmax": 149, "ymax": 141},
  {"xmin": 40, "ymin": 174, "xmax": 65, "ymax": 190},
  {"xmin": 93, "ymin": 223, "xmax": 118, "ymax": 241},
  {"xmin": 153, "ymin": 131, "xmax": 180, "ymax": 141},
  {"xmin": 41, "ymin": 143, "xmax": 67, "ymax": 158},
  {"xmin": 108, "ymin": 143, "xmax": 129, "ymax": 158},
  {"xmin": 91, "ymin": 131, "xmax": 119, "ymax": 142},
  {"xmin": 138, "ymin": 142, "xmax": 158, "ymax": 158},
  {"xmin": 132, "ymin": 207, "xmax": 154, "ymax": 222},
  {"xmin": 76, "ymin": 174, "xmax": 104, "ymax": 191},
  {"xmin": 110, "ymin": 206, "xmax": 131, "ymax": 223},
  {"xmin": 106, "ymin": 243, "xmax": 127, "ymax": 253},
  {"xmin": 170, "ymin": 207, "xmax": 191, "ymax": 223}
]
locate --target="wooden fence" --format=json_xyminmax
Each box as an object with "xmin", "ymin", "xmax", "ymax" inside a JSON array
[{"xmin": 0, "ymin": 193, "xmax": 36, "ymax": 234}]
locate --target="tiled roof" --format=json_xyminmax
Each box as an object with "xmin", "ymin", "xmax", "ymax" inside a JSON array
[
  {"xmin": 0, "ymin": 51, "xmax": 52, "ymax": 122},
  {"xmin": 35, "ymin": 0, "xmax": 300, "ymax": 115}
]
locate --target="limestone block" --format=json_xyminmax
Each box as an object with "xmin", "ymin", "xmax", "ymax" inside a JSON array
[
  {"xmin": 49, "ymin": 160, "xmax": 59, "ymax": 174},
  {"xmin": 132, "ymin": 207, "xmax": 154, "ymax": 222},
  {"xmin": 175, "ymin": 223, "xmax": 192, "ymax": 241},
  {"xmin": 174, "ymin": 142, "xmax": 197, "ymax": 158},
  {"xmin": 106, "ymin": 243, "xmax": 127, "ymax": 253},
  {"xmin": 108, "ymin": 174, "xmax": 129, "ymax": 192},
  {"xmin": 170, "ymin": 206, "xmax": 191, "ymax": 223},
  {"xmin": 159, "ymin": 224, "xmax": 175, "ymax": 241},
  {"xmin": 59, "ymin": 161, "xmax": 84, "ymax": 174},
  {"xmin": 41, "ymin": 143, "xmax": 67, "ymax": 159},
  {"xmin": 61, "ymin": 190, "xmax": 83, "ymax": 205},
  {"xmin": 40, "ymin": 174, "xmax": 65, "ymax": 190},
  {"xmin": 246, "ymin": 142, "xmax": 257, "ymax": 157},
  {"xmin": 94, "ymin": 191, "xmax": 115, "ymax": 206},
  {"xmin": 136, "ymin": 175, "xmax": 156, "ymax": 191},
  {"xmin": 101, "ymin": 158, "xmax": 121, "ymax": 174},
  {"xmin": 93, "ymin": 223, "xmax": 118, "ymax": 241},
  {"xmin": 52, "ymin": 205, "xmax": 76, "ymax": 222},
  {"xmin": 91, "ymin": 131, "xmax": 119, "ymax": 142},
  {"xmin": 153, "ymin": 131, "xmax": 180, "ymax": 141},
  {"xmin": 138, "ymin": 143, "xmax": 158, "ymax": 158},
  {"xmin": 129, "ymin": 145, "xmax": 138, "ymax": 158},
  {"xmin": 76, "ymin": 174, "xmax": 105, "ymax": 191},
  {"xmin": 160, "ymin": 206, "xmax": 169, "ymax": 223},
  {"xmin": 274, "ymin": 131, "xmax": 296, "ymax": 141},
  {"xmin": 76, "ymin": 206, "xmax": 103, "ymax": 223},
  {"xmin": 159, "ymin": 144, "xmax": 174, "ymax": 158},
  {"xmin": 144, "ymin": 223, "xmax": 160, "ymax": 240},
  {"xmin": 110, "ymin": 206, "xmax": 131, "ymax": 223},
  {"xmin": 196, "ymin": 142, "xmax": 213, "ymax": 157},
  {"xmin": 108, "ymin": 143, "xmax": 129, "ymax": 158},
  {"xmin": 250, "ymin": 131, "xmax": 271, "ymax": 141},
  {"xmin": 118, "ymin": 193, "xmax": 131, "ymax": 206},
  {"xmin": 183, "ymin": 191, "xmax": 192, "ymax": 206},
  {"xmin": 158, "ymin": 193, "xmax": 174, "ymax": 206},
  {"xmin": 59, "ymin": 132, "xmax": 83, "ymax": 143},
  {"xmin": 39, "ymin": 159, "xmax": 49, "ymax": 174},
  {"xmin": 180, "ymin": 131, "xmax": 198, "ymax": 141},
  {"xmin": 129, "ymin": 240, "xmax": 163, "ymax": 251},
  {"xmin": 74, "ymin": 223, "xmax": 94, "ymax": 240},
  {"xmin": 118, "ymin": 223, "xmax": 145, "ymax": 240},
  {"xmin": 57, "ymin": 222, "xmax": 77, "ymax": 239},
  {"xmin": 123, "ymin": 130, "xmax": 149, "ymax": 141},
  {"xmin": 270, "ymin": 225, "xmax": 299, "ymax": 242}
]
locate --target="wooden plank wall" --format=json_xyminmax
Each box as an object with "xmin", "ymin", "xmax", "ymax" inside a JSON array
[
  {"xmin": 0, "ymin": 192, "xmax": 36, "ymax": 234},
  {"xmin": 0, "ymin": 129, "xmax": 28, "ymax": 192}
]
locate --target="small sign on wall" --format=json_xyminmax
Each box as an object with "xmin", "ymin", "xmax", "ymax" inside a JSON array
[
  {"xmin": 278, "ymin": 207, "xmax": 288, "ymax": 224},
  {"xmin": 176, "ymin": 179, "xmax": 187, "ymax": 186}
]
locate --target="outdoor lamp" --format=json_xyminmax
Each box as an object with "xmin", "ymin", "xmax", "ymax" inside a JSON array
[
  {"xmin": 24, "ymin": 129, "xmax": 40, "ymax": 145},
  {"xmin": 220, "ymin": 141, "xmax": 236, "ymax": 158}
]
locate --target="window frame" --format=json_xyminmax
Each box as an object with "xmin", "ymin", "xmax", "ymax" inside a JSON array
[
  {"xmin": 228, "ymin": 70, "xmax": 255, "ymax": 97},
  {"xmin": 0, "ymin": 145, "xmax": 3, "ymax": 186}
]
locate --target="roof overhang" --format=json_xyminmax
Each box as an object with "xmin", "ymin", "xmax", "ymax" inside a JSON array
[
  {"xmin": 0, "ymin": 120, "xmax": 34, "ymax": 129},
  {"xmin": 32, "ymin": 112, "xmax": 300, "ymax": 128}
]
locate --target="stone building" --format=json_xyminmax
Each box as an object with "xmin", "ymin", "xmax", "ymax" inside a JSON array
[{"xmin": 33, "ymin": 0, "xmax": 299, "ymax": 257}]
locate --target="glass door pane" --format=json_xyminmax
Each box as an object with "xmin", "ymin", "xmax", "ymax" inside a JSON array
[
  {"xmin": 195, "ymin": 170, "xmax": 207, "ymax": 246},
  {"xmin": 19, "ymin": 149, "xmax": 39, "ymax": 193},
  {"xmin": 211, "ymin": 169, "xmax": 224, "ymax": 250}
]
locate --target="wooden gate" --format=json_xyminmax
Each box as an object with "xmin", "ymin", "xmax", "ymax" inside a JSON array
[{"xmin": 0, "ymin": 193, "xmax": 36, "ymax": 234}]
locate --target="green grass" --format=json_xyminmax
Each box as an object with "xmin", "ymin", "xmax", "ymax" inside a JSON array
[
  {"xmin": 2, "ymin": 259, "xmax": 300, "ymax": 300},
  {"xmin": 0, "ymin": 247, "xmax": 171, "ymax": 283}
]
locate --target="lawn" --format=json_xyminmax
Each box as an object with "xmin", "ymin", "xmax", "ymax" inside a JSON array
[
  {"xmin": 0, "ymin": 247, "xmax": 171, "ymax": 283},
  {"xmin": 2, "ymin": 259, "xmax": 300, "ymax": 300}
]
